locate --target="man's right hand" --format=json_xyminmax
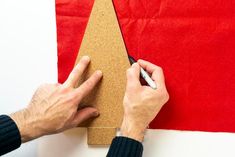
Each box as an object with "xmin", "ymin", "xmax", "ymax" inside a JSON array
[{"xmin": 121, "ymin": 59, "xmax": 169, "ymax": 142}]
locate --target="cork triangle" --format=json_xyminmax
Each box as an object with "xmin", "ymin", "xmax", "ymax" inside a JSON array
[{"xmin": 75, "ymin": 0, "xmax": 130, "ymax": 145}]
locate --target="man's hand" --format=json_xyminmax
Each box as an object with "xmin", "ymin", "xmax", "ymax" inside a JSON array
[
  {"xmin": 121, "ymin": 59, "xmax": 169, "ymax": 142},
  {"xmin": 10, "ymin": 56, "xmax": 102, "ymax": 142}
]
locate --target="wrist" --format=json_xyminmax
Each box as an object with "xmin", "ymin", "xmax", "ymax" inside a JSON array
[
  {"xmin": 120, "ymin": 119, "xmax": 145, "ymax": 142},
  {"xmin": 10, "ymin": 108, "xmax": 42, "ymax": 143}
]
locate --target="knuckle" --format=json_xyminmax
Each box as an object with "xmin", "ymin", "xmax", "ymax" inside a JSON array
[
  {"xmin": 67, "ymin": 94, "xmax": 77, "ymax": 102},
  {"xmin": 54, "ymin": 83, "xmax": 61, "ymax": 87},
  {"xmin": 127, "ymin": 68, "xmax": 132, "ymax": 74},
  {"xmin": 127, "ymin": 83, "xmax": 136, "ymax": 90},
  {"xmin": 164, "ymin": 92, "xmax": 170, "ymax": 102},
  {"xmin": 74, "ymin": 90, "xmax": 83, "ymax": 101},
  {"xmin": 126, "ymin": 68, "xmax": 134, "ymax": 77},
  {"xmin": 37, "ymin": 84, "xmax": 54, "ymax": 93},
  {"xmin": 159, "ymin": 89, "xmax": 169, "ymax": 103},
  {"xmin": 128, "ymin": 104, "xmax": 139, "ymax": 111},
  {"xmin": 39, "ymin": 83, "xmax": 49, "ymax": 89},
  {"xmin": 59, "ymin": 85, "xmax": 71, "ymax": 93},
  {"xmin": 72, "ymin": 67, "xmax": 82, "ymax": 75},
  {"xmin": 85, "ymin": 79, "xmax": 95, "ymax": 88},
  {"xmin": 60, "ymin": 93, "xmax": 76, "ymax": 104},
  {"xmin": 156, "ymin": 66, "xmax": 163, "ymax": 73}
]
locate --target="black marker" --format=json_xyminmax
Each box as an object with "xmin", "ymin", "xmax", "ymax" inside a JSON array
[{"xmin": 128, "ymin": 56, "xmax": 157, "ymax": 89}]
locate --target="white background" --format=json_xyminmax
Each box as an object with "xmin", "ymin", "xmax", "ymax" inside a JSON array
[{"xmin": 1, "ymin": 0, "xmax": 235, "ymax": 157}]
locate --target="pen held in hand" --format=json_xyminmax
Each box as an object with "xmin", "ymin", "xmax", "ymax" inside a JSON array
[{"xmin": 128, "ymin": 56, "xmax": 157, "ymax": 90}]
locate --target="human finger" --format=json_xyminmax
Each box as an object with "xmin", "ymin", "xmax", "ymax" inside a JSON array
[
  {"xmin": 73, "ymin": 70, "xmax": 103, "ymax": 102},
  {"xmin": 64, "ymin": 56, "xmax": 90, "ymax": 88}
]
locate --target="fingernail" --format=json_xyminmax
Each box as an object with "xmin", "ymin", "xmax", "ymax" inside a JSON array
[
  {"xmin": 132, "ymin": 63, "xmax": 138, "ymax": 67},
  {"xmin": 96, "ymin": 70, "xmax": 103, "ymax": 76},
  {"xmin": 93, "ymin": 111, "xmax": 100, "ymax": 117},
  {"xmin": 82, "ymin": 56, "xmax": 90, "ymax": 61}
]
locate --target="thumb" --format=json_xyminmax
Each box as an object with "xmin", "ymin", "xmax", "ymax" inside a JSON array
[
  {"xmin": 72, "ymin": 107, "xmax": 99, "ymax": 126},
  {"xmin": 126, "ymin": 63, "xmax": 141, "ymax": 89}
]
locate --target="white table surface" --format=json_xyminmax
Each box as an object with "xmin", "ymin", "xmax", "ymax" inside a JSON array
[{"xmin": 1, "ymin": 0, "xmax": 235, "ymax": 157}]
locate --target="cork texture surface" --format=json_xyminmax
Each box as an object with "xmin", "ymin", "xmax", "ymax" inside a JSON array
[
  {"xmin": 87, "ymin": 127, "xmax": 117, "ymax": 145},
  {"xmin": 75, "ymin": 0, "xmax": 130, "ymax": 145}
]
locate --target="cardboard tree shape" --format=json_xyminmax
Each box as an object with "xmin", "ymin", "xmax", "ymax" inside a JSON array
[{"xmin": 75, "ymin": 0, "xmax": 130, "ymax": 145}]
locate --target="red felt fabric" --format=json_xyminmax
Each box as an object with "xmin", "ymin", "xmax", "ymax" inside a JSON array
[{"xmin": 56, "ymin": 0, "xmax": 235, "ymax": 132}]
